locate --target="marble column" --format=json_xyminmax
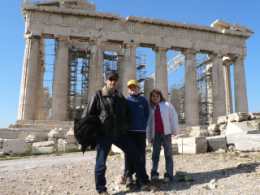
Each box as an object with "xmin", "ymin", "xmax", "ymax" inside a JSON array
[
  {"xmin": 144, "ymin": 77, "xmax": 154, "ymax": 99},
  {"xmin": 154, "ymin": 47, "xmax": 168, "ymax": 99},
  {"xmin": 184, "ymin": 49, "xmax": 199, "ymax": 126},
  {"xmin": 223, "ymin": 57, "xmax": 233, "ymax": 114},
  {"xmin": 212, "ymin": 54, "xmax": 227, "ymax": 121},
  {"xmin": 52, "ymin": 37, "xmax": 69, "ymax": 121},
  {"xmin": 17, "ymin": 34, "xmax": 41, "ymax": 121},
  {"xmin": 121, "ymin": 43, "xmax": 136, "ymax": 96},
  {"xmin": 35, "ymin": 38, "xmax": 46, "ymax": 120},
  {"xmin": 234, "ymin": 55, "xmax": 248, "ymax": 112},
  {"xmin": 87, "ymin": 41, "xmax": 104, "ymax": 101}
]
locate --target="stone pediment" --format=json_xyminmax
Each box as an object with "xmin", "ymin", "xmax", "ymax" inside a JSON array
[
  {"xmin": 30, "ymin": 0, "xmax": 96, "ymax": 11},
  {"xmin": 211, "ymin": 19, "xmax": 253, "ymax": 34}
]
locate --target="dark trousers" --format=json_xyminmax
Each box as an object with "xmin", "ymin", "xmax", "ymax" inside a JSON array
[
  {"xmin": 124, "ymin": 132, "xmax": 148, "ymax": 181},
  {"xmin": 95, "ymin": 135, "xmax": 147, "ymax": 193}
]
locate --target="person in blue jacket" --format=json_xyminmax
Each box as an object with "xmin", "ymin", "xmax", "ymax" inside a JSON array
[{"xmin": 120, "ymin": 79, "xmax": 150, "ymax": 188}]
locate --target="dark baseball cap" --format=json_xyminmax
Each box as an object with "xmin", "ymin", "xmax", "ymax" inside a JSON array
[{"xmin": 105, "ymin": 70, "xmax": 119, "ymax": 81}]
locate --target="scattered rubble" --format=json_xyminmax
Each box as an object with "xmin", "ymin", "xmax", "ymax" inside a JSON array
[{"xmin": 0, "ymin": 112, "xmax": 259, "ymax": 157}]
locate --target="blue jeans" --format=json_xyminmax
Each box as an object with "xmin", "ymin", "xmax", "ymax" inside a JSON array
[
  {"xmin": 151, "ymin": 133, "xmax": 173, "ymax": 179},
  {"xmin": 95, "ymin": 135, "xmax": 147, "ymax": 193}
]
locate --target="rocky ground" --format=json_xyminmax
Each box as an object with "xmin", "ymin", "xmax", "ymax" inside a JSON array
[{"xmin": 0, "ymin": 150, "xmax": 260, "ymax": 195}]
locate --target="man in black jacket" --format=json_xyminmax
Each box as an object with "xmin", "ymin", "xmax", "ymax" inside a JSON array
[{"xmin": 86, "ymin": 71, "xmax": 149, "ymax": 194}]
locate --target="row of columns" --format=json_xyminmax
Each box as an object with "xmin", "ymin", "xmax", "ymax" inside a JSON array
[{"xmin": 18, "ymin": 35, "xmax": 248, "ymax": 126}]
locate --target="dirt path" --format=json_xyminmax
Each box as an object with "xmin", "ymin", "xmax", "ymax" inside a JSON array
[{"xmin": 0, "ymin": 151, "xmax": 260, "ymax": 195}]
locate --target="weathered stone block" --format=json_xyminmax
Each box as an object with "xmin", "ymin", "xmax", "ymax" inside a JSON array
[
  {"xmin": 225, "ymin": 121, "xmax": 260, "ymax": 135},
  {"xmin": 65, "ymin": 128, "xmax": 77, "ymax": 144},
  {"xmin": 247, "ymin": 120, "xmax": 260, "ymax": 130},
  {"xmin": 217, "ymin": 116, "xmax": 227, "ymax": 125},
  {"xmin": 227, "ymin": 112, "xmax": 249, "ymax": 122},
  {"xmin": 32, "ymin": 141, "xmax": 55, "ymax": 154},
  {"xmin": 226, "ymin": 134, "xmax": 260, "ymax": 151},
  {"xmin": 32, "ymin": 146, "xmax": 55, "ymax": 154},
  {"xmin": 208, "ymin": 124, "xmax": 220, "ymax": 136},
  {"xmin": 57, "ymin": 139, "xmax": 78, "ymax": 152},
  {"xmin": 189, "ymin": 126, "xmax": 209, "ymax": 137},
  {"xmin": 248, "ymin": 113, "xmax": 256, "ymax": 120},
  {"xmin": 2, "ymin": 139, "xmax": 31, "ymax": 155},
  {"xmin": 177, "ymin": 137, "xmax": 207, "ymax": 154},
  {"xmin": 32, "ymin": 141, "xmax": 55, "ymax": 147},
  {"xmin": 48, "ymin": 128, "xmax": 64, "ymax": 140},
  {"xmin": 0, "ymin": 138, "xmax": 3, "ymax": 149},
  {"xmin": 206, "ymin": 135, "xmax": 227, "ymax": 152},
  {"xmin": 219, "ymin": 124, "xmax": 227, "ymax": 133},
  {"xmin": 208, "ymin": 124, "xmax": 219, "ymax": 131},
  {"xmin": 172, "ymin": 138, "xmax": 179, "ymax": 154},
  {"xmin": 24, "ymin": 134, "xmax": 43, "ymax": 143}
]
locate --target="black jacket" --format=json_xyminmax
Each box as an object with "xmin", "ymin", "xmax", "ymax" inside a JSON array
[{"xmin": 83, "ymin": 89, "xmax": 130, "ymax": 137}]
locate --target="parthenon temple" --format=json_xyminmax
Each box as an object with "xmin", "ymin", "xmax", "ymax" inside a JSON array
[{"xmin": 17, "ymin": 0, "xmax": 252, "ymax": 128}]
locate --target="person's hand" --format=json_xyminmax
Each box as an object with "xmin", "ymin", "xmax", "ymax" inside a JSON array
[{"xmin": 172, "ymin": 132, "xmax": 177, "ymax": 138}]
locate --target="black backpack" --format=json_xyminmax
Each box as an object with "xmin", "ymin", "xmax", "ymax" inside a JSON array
[
  {"xmin": 74, "ymin": 91, "xmax": 102, "ymax": 153},
  {"xmin": 74, "ymin": 114, "xmax": 100, "ymax": 153}
]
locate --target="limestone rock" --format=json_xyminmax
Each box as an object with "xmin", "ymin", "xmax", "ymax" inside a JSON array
[
  {"xmin": 32, "ymin": 141, "xmax": 55, "ymax": 154},
  {"xmin": 57, "ymin": 139, "xmax": 78, "ymax": 152},
  {"xmin": 226, "ymin": 134, "xmax": 260, "ymax": 151},
  {"xmin": 246, "ymin": 120, "xmax": 260, "ymax": 130},
  {"xmin": 65, "ymin": 128, "xmax": 77, "ymax": 144},
  {"xmin": 0, "ymin": 138, "xmax": 3, "ymax": 149},
  {"xmin": 32, "ymin": 141, "xmax": 55, "ymax": 147},
  {"xmin": 208, "ymin": 124, "xmax": 220, "ymax": 136},
  {"xmin": 219, "ymin": 124, "xmax": 227, "ymax": 134},
  {"xmin": 48, "ymin": 128, "xmax": 64, "ymax": 141},
  {"xmin": 189, "ymin": 126, "xmax": 209, "ymax": 137},
  {"xmin": 227, "ymin": 112, "xmax": 249, "ymax": 122},
  {"xmin": 2, "ymin": 139, "xmax": 31, "ymax": 155},
  {"xmin": 248, "ymin": 113, "xmax": 256, "ymax": 120},
  {"xmin": 25, "ymin": 134, "xmax": 37, "ymax": 143},
  {"xmin": 225, "ymin": 121, "xmax": 260, "ymax": 135},
  {"xmin": 217, "ymin": 116, "xmax": 227, "ymax": 125},
  {"xmin": 206, "ymin": 135, "xmax": 227, "ymax": 152},
  {"xmin": 177, "ymin": 137, "xmax": 207, "ymax": 154}
]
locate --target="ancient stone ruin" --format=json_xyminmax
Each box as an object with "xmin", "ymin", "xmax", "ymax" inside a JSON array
[{"xmin": 0, "ymin": 0, "xmax": 258, "ymax": 156}]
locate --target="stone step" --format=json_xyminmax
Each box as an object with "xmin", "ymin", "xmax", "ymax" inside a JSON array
[
  {"xmin": 11, "ymin": 120, "xmax": 74, "ymax": 130},
  {"xmin": 0, "ymin": 128, "xmax": 69, "ymax": 140}
]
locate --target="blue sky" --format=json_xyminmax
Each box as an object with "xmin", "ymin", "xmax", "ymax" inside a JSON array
[{"xmin": 0, "ymin": 0, "xmax": 259, "ymax": 127}]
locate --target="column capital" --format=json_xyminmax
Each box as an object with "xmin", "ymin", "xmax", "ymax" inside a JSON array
[
  {"xmin": 222, "ymin": 55, "xmax": 233, "ymax": 65},
  {"xmin": 89, "ymin": 37, "xmax": 106, "ymax": 47},
  {"xmin": 153, "ymin": 46, "xmax": 168, "ymax": 52},
  {"xmin": 233, "ymin": 54, "xmax": 245, "ymax": 62},
  {"xmin": 182, "ymin": 48, "xmax": 197, "ymax": 57},
  {"xmin": 24, "ymin": 33, "xmax": 41, "ymax": 40},
  {"xmin": 55, "ymin": 35, "xmax": 70, "ymax": 42},
  {"xmin": 123, "ymin": 42, "xmax": 138, "ymax": 49}
]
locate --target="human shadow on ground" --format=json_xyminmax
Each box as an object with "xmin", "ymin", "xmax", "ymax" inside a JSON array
[{"xmin": 112, "ymin": 161, "xmax": 260, "ymax": 194}]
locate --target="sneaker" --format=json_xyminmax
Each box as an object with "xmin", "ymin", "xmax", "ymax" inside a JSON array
[
  {"xmin": 125, "ymin": 176, "xmax": 134, "ymax": 187},
  {"xmin": 98, "ymin": 191, "xmax": 110, "ymax": 195},
  {"xmin": 140, "ymin": 183, "xmax": 150, "ymax": 191},
  {"xmin": 151, "ymin": 174, "xmax": 159, "ymax": 181}
]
